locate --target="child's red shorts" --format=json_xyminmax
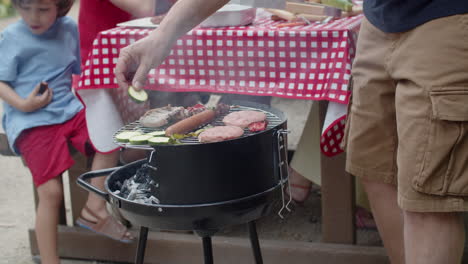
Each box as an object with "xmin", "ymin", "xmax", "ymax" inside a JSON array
[{"xmin": 16, "ymin": 109, "xmax": 95, "ymax": 187}]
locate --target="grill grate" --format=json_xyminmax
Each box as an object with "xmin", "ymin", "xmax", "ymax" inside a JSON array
[{"xmin": 113, "ymin": 105, "xmax": 284, "ymax": 149}]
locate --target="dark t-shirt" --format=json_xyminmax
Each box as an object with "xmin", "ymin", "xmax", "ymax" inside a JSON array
[{"xmin": 364, "ymin": 0, "xmax": 468, "ymax": 33}]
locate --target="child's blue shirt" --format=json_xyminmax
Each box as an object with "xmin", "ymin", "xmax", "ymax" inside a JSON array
[{"xmin": 0, "ymin": 16, "xmax": 83, "ymax": 154}]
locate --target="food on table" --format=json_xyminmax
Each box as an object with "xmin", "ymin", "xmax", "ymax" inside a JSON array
[
  {"xmin": 321, "ymin": 0, "xmax": 353, "ymax": 12},
  {"xmin": 128, "ymin": 86, "xmax": 148, "ymax": 103},
  {"xmin": 265, "ymin": 8, "xmax": 297, "ymax": 21},
  {"xmin": 222, "ymin": 110, "xmax": 267, "ymax": 129},
  {"xmin": 128, "ymin": 134, "xmax": 154, "ymax": 145},
  {"xmin": 148, "ymin": 137, "xmax": 171, "ymax": 145},
  {"xmin": 198, "ymin": 126, "xmax": 244, "ymax": 143},
  {"xmin": 115, "ymin": 131, "xmax": 142, "ymax": 142},
  {"xmin": 165, "ymin": 109, "xmax": 216, "ymax": 136}
]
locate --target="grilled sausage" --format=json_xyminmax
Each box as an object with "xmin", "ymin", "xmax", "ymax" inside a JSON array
[{"xmin": 165, "ymin": 109, "xmax": 216, "ymax": 136}]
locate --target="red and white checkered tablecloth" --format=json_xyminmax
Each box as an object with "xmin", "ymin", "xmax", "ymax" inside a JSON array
[{"xmin": 77, "ymin": 12, "xmax": 363, "ymax": 156}]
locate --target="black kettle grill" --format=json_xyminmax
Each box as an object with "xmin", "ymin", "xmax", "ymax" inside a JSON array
[{"xmin": 77, "ymin": 101, "xmax": 290, "ymax": 264}]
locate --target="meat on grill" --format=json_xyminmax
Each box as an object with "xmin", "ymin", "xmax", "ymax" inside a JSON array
[
  {"xmin": 165, "ymin": 103, "xmax": 231, "ymax": 136},
  {"xmin": 222, "ymin": 110, "xmax": 267, "ymax": 128},
  {"xmin": 139, "ymin": 105, "xmax": 185, "ymax": 128},
  {"xmin": 198, "ymin": 126, "xmax": 244, "ymax": 143},
  {"xmin": 248, "ymin": 120, "xmax": 268, "ymax": 132},
  {"xmin": 165, "ymin": 109, "xmax": 216, "ymax": 136},
  {"xmin": 139, "ymin": 104, "xmax": 206, "ymax": 128}
]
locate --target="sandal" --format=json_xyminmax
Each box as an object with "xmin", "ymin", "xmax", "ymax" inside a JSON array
[{"xmin": 76, "ymin": 206, "xmax": 134, "ymax": 243}]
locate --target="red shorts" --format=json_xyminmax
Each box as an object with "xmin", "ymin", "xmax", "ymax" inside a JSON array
[{"xmin": 16, "ymin": 110, "xmax": 95, "ymax": 187}]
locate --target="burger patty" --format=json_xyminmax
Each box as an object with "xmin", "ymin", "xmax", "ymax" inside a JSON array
[
  {"xmin": 222, "ymin": 110, "xmax": 267, "ymax": 128},
  {"xmin": 198, "ymin": 126, "xmax": 244, "ymax": 143}
]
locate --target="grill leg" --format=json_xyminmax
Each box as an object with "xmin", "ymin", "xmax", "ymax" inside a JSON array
[
  {"xmin": 202, "ymin": 236, "xmax": 214, "ymax": 264},
  {"xmin": 135, "ymin": 226, "xmax": 149, "ymax": 264},
  {"xmin": 248, "ymin": 221, "xmax": 263, "ymax": 264}
]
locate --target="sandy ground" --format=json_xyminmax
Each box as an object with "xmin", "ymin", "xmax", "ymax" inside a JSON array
[{"xmin": 0, "ymin": 2, "xmax": 380, "ymax": 264}]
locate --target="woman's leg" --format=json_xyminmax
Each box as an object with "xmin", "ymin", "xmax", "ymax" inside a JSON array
[
  {"xmin": 287, "ymin": 102, "xmax": 321, "ymax": 202},
  {"xmin": 36, "ymin": 177, "xmax": 64, "ymax": 264}
]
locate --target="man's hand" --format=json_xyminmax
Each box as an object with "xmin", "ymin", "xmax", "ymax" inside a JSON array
[
  {"xmin": 20, "ymin": 82, "xmax": 53, "ymax": 112},
  {"xmin": 116, "ymin": 35, "xmax": 172, "ymax": 91}
]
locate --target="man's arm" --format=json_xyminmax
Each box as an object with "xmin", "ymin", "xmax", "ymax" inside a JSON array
[{"xmin": 116, "ymin": 0, "xmax": 230, "ymax": 90}]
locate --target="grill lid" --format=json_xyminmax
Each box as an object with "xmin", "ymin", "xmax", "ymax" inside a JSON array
[{"xmin": 113, "ymin": 102, "xmax": 286, "ymax": 150}]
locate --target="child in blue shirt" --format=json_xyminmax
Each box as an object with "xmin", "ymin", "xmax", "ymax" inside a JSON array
[{"xmin": 0, "ymin": 0, "xmax": 132, "ymax": 262}]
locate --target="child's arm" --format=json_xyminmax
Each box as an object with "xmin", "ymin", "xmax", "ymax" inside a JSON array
[
  {"xmin": 110, "ymin": 0, "xmax": 157, "ymax": 18},
  {"xmin": 0, "ymin": 81, "xmax": 53, "ymax": 112}
]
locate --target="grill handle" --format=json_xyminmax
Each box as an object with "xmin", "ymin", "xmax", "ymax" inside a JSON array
[
  {"xmin": 275, "ymin": 129, "xmax": 292, "ymax": 218},
  {"xmin": 77, "ymin": 167, "xmax": 120, "ymax": 202}
]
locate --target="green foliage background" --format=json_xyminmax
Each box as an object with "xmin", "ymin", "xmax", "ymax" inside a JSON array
[{"xmin": 0, "ymin": 0, "xmax": 14, "ymax": 19}]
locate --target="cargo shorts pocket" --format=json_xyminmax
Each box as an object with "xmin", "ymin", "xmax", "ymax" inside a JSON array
[
  {"xmin": 413, "ymin": 88, "xmax": 468, "ymax": 196},
  {"xmin": 340, "ymin": 78, "xmax": 353, "ymax": 151}
]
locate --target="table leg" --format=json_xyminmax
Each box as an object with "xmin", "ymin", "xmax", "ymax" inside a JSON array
[{"xmin": 319, "ymin": 101, "xmax": 356, "ymax": 244}]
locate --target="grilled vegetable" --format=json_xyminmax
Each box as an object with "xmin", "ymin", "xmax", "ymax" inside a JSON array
[
  {"xmin": 115, "ymin": 131, "xmax": 142, "ymax": 142},
  {"xmin": 147, "ymin": 131, "xmax": 166, "ymax": 137},
  {"xmin": 171, "ymin": 133, "xmax": 189, "ymax": 139},
  {"xmin": 128, "ymin": 134, "xmax": 153, "ymax": 144},
  {"xmin": 128, "ymin": 86, "xmax": 148, "ymax": 103},
  {"xmin": 148, "ymin": 137, "xmax": 171, "ymax": 145}
]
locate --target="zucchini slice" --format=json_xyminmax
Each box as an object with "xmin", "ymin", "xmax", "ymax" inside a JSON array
[
  {"xmin": 148, "ymin": 137, "xmax": 171, "ymax": 145},
  {"xmin": 128, "ymin": 86, "xmax": 148, "ymax": 103},
  {"xmin": 115, "ymin": 131, "xmax": 142, "ymax": 142},
  {"xmin": 128, "ymin": 134, "xmax": 153, "ymax": 145},
  {"xmin": 147, "ymin": 131, "xmax": 166, "ymax": 137}
]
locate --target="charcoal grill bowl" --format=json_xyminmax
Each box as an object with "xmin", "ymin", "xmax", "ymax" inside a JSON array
[
  {"xmin": 78, "ymin": 101, "xmax": 289, "ymax": 231},
  {"xmin": 78, "ymin": 159, "xmax": 283, "ymax": 231}
]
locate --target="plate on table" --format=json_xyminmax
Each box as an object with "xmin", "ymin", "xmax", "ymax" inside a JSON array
[{"xmin": 117, "ymin": 17, "xmax": 159, "ymax": 28}]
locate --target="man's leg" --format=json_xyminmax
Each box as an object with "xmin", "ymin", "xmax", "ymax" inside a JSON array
[
  {"xmin": 362, "ymin": 178, "xmax": 405, "ymax": 264},
  {"xmin": 404, "ymin": 211, "xmax": 465, "ymax": 264}
]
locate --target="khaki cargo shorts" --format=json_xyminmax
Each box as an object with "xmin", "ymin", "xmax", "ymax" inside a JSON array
[{"xmin": 344, "ymin": 14, "xmax": 468, "ymax": 212}]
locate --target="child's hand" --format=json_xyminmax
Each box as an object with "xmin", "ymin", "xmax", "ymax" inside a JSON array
[{"xmin": 20, "ymin": 82, "xmax": 53, "ymax": 112}]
